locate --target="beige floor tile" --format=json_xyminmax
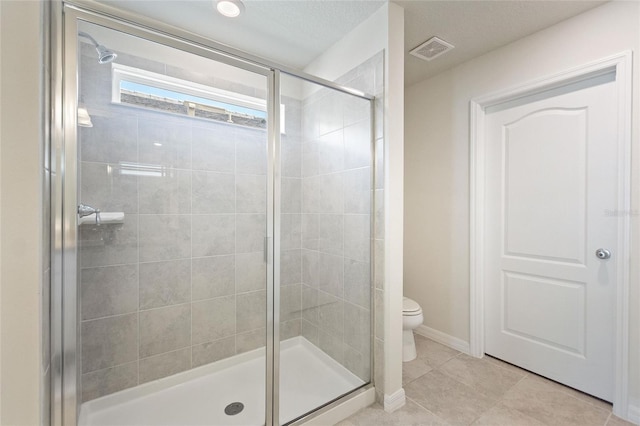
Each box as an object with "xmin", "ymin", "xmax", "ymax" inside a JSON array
[
  {"xmin": 439, "ymin": 354, "xmax": 525, "ymax": 399},
  {"xmin": 403, "ymin": 356, "xmax": 434, "ymax": 385},
  {"xmin": 349, "ymin": 337, "xmax": 620, "ymax": 426},
  {"xmin": 502, "ymin": 375, "xmax": 611, "ymax": 426},
  {"xmin": 527, "ymin": 373, "xmax": 613, "ymax": 412},
  {"xmin": 414, "ymin": 335, "xmax": 460, "ymax": 367},
  {"xmin": 605, "ymin": 413, "xmax": 637, "ymax": 426},
  {"xmin": 338, "ymin": 400, "xmax": 448, "ymax": 426},
  {"xmin": 472, "ymin": 402, "xmax": 546, "ymax": 426},
  {"xmin": 405, "ymin": 370, "xmax": 497, "ymax": 425},
  {"xmin": 485, "ymin": 355, "xmax": 612, "ymax": 412}
]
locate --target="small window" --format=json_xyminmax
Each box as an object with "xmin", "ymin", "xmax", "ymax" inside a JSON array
[{"xmin": 111, "ymin": 64, "xmax": 284, "ymax": 131}]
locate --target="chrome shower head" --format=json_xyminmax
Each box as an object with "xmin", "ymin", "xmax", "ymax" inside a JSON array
[
  {"xmin": 96, "ymin": 45, "xmax": 117, "ymax": 64},
  {"xmin": 78, "ymin": 31, "xmax": 117, "ymax": 64}
]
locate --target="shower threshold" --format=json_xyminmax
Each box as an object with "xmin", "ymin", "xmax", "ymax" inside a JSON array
[{"xmin": 79, "ymin": 336, "xmax": 365, "ymax": 425}]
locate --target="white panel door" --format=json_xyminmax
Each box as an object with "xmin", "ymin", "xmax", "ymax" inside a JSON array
[{"xmin": 484, "ymin": 73, "xmax": 619, "ymax": 401}]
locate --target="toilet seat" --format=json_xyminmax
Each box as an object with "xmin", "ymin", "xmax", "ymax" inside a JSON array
[{"xmin": 403, "ymin": 297, "xmax": 422, "ymax": 316}]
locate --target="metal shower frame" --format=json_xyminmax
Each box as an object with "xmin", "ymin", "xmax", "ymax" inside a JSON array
[{"xmin": 49, "ymin": 2, "xmax": 377, "ymax": 425}]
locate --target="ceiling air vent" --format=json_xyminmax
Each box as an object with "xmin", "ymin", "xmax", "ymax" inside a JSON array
[{"xmin": 409, "ymin": 36, "xmax": 454, "ymax": 61}]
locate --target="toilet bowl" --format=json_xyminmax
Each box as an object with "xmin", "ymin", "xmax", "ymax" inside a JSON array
[{"xmin": 402, "ymin": 297, "xmax": 423, "ymax": 362}]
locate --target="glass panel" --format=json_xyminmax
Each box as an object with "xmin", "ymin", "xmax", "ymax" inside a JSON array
[
  {"xmin": 75, "ymin": 21, "xmax": 270, "ymax": 425},
  {"xmin": 278, "ymin": 74, "xmax": 373, "ymax": 424}
]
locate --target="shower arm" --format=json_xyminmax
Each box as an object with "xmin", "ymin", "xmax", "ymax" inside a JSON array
[
  {"xmin": 78, "ymin": 31, "xmax": 100, "ymax": 48},
  {"xmin": 77, "ymin": 31, "xmax": 117, "ymax": 64}
]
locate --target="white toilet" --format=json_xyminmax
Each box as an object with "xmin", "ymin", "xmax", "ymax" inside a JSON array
[{"xmin": 402, "ymin": 297, "xmax": 424, "ymax": 362}]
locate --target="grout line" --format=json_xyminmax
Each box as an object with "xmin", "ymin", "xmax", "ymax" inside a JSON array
[
  {"xmin": 528, "ymin": 371, "xmax": 613, "ymax": 413},
  {"xmin": 134, "ymin": 116, "xmax": 141, "ymax": 388},
  {"xmin": 189, "ymin": 137, "xmax": 194, "ymax": 370},
  {"xmin": 460, "ymin": 372, "xmax": 533, "ymax": 426},
  {"xmin": 81, "ymin": 310, "xmax": 140, "ymax": 324},
  {"xmin": 479, "ymin": 351, "xmax": 615, "ymax": 412},
  {"xmin": 467, "ymin": 396, "xmax": 502, "ymax": 426},
  {"xmin": 464, "ymin": 378, "xmax": 504, "ymax": 425},
  {"xmin": 404, "ymin": 395, "xmax": 453, "ymax": 426},
  {"xmin": 234, "ymin": 128, "xmax": 238, "ymax": 356},
  {"xmin": 411, "ymin": 338, "xmax": 523, "ymax": 425},
  {"xmin": 402, "ymin": 363, "xmax": 435, "ymax": 387},
  {"xmin": 432, "ymin": 359, "xmax": 504, "ymax": 425},
  {"xmin": 82, "ymin": 359, "xmax": 139, "ymax": 379}
]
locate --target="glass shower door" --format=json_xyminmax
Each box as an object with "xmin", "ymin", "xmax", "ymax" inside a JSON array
[
  {"xmin": 277, "ymin": 74, "xmax": 373, "ymax": 423},
  {"xmin": 62, "ymin": 8, "xmax": 374, "ymax": 426},
  {"xmin": 72, "ymin": 17, "xmax": 273, "ymax": 425}
]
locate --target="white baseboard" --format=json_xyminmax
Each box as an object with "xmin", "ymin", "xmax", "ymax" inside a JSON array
[
  {"xmin": 627, "ymin": 403, "xmax": 640, "ymax": 425},
  {"xmin": 415, "ymin": 325, "xmax": 470, "ymax": 354},
  {"xmin": 383, "ymin": 388, "xmax": 405, "ymax": 413}
]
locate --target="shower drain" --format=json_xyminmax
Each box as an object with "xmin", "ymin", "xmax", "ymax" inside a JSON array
[{"xmin": 224, "ymin": 402, "xmax": 244, "ymax": 416}]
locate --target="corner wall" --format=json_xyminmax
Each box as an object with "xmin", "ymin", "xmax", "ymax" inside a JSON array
[
  {"xmin": 404, "ymin": 0, "xmax": 640, "ymax": 419},
  {"xmin": 0, "ymin": 1, "xmax": 45, "ymax": 424}
]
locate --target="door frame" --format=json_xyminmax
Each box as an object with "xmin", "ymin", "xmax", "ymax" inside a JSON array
[{"xmin": 469, "ymin": 51, "xmax": 633, "ymax": 417}]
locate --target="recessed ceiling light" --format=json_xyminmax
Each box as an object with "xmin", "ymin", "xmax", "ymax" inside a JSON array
[{"xmin": 215, "ymin": 0, "xmax": 245, "ymax": 18}]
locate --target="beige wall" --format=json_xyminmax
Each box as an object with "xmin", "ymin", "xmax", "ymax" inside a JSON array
[
  {"xmin": 404, "ymin": 0, "xmax": 640, "ymax": 416},
  {"xmin": 0, "ymin": 1, "xmax": 44, "ymax": 425}
]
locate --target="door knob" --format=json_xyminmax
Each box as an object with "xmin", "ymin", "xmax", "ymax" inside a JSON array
[{"xmin": 595, "ymin": 248, "xmax": 611, "ymax": 260}]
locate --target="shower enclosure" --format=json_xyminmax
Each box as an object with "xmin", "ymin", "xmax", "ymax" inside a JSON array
[{"xmin": 53, "ymin": 4, "xmax": 374, "ymax": 426}]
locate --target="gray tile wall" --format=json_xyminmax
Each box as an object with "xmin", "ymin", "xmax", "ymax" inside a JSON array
[
  {"xmin": 295, "ymin": 52, "xmax": 384, "ymax": 384},
  {"xmin": 78, "ymin": 42, "xmax": 302, "ymax": 402},
  {"xmin": 77, "ymin": 39, "xmax": 383, "ymax": 403},
  {"xmin": 279, "ymin": 94, "xmax": 305, "ymax": 342}
]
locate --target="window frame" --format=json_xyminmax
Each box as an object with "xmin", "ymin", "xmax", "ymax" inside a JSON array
[{"xmin": 110, "ymin": 63, "xmax": 285, "ymax": 131}]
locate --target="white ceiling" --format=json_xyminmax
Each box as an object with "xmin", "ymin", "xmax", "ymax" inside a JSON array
[
  {"xmin": 93, "ymin": 0, "xmax": 607, "ymax": 87},
  {"xmin": 94, "ymin": 0, "xmax": 385, "ymax": 69}
]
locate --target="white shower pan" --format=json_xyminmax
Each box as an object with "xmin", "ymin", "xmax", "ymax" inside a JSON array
[{"xmin": 79, "ymin": 337, "xmax": 365, "ymax": 425}]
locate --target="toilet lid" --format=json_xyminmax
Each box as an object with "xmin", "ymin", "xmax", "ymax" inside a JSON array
[{"xmin": 403, "ymin": 297, "xmax": 421, "ymax": 313}]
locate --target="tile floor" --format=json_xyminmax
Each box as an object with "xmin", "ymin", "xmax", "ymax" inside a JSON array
[{"xmin": 340, "ymin": 335, "xmax": 636, "ymax": 426}]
